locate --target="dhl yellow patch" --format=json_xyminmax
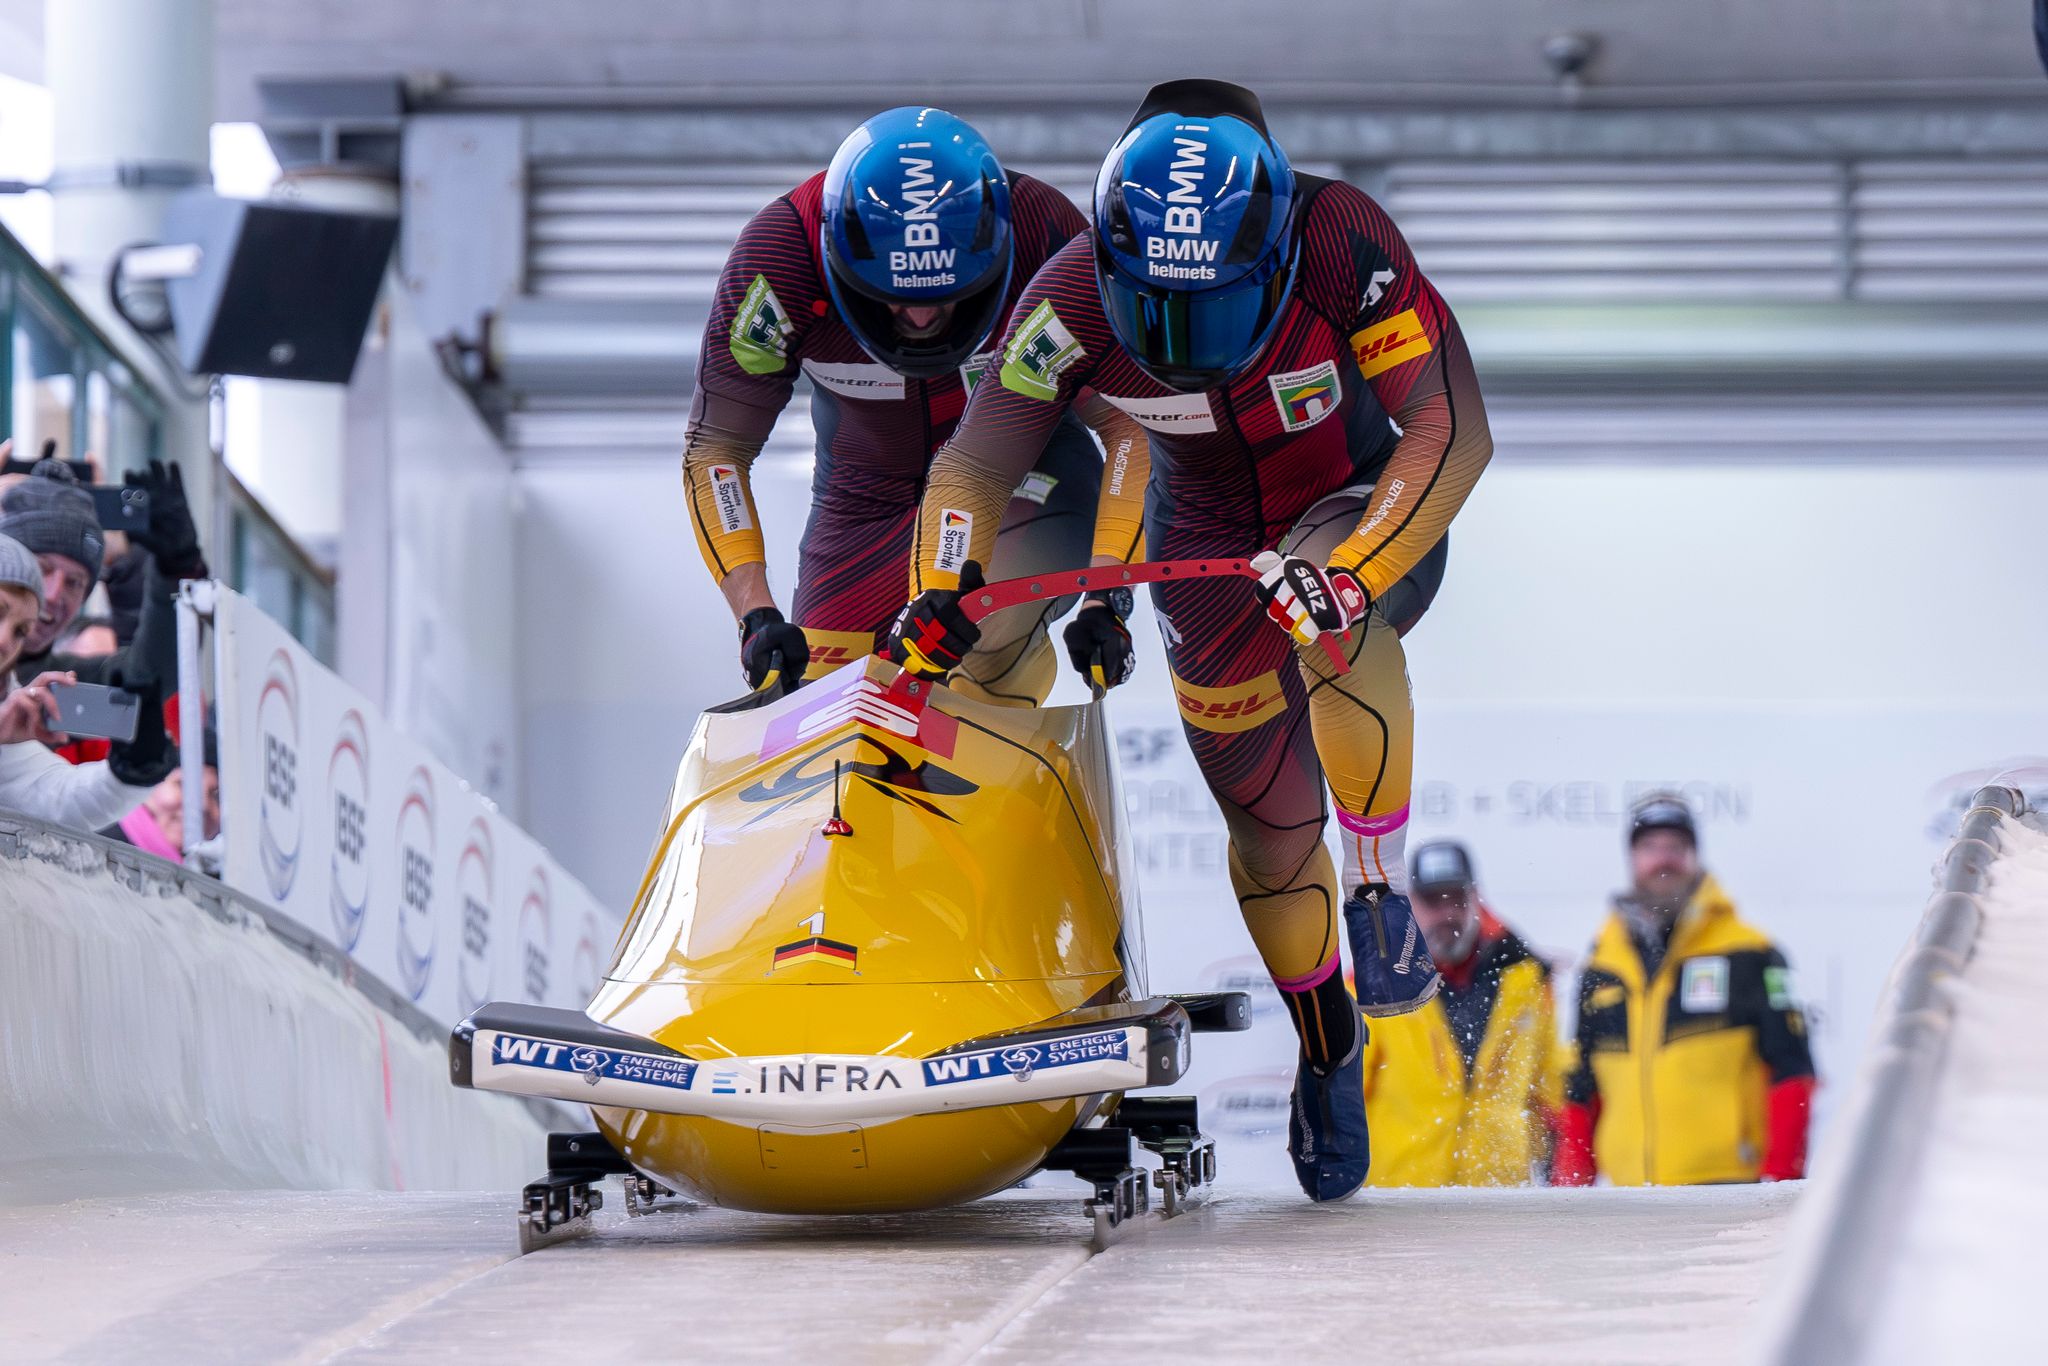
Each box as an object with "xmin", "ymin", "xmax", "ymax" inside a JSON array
[
  {"xmin": 1173, "ymin": 670, "xmax": 1288, "ymax": 733},
  {"xmin": 1350, "ymin": 309, "xmax": 1434, "ymax": 379},
  {"xmin": 1590, "ymin": 984, "xmax": 1626, "ymax": 1010},
  {"xmin": 800, "ymin": 627, "xmax": 881, "ymax": 672}
]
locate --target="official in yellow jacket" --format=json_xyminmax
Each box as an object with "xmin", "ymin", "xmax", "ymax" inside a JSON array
[
  {"xmin": 1361, "ymin": 841, "xmax": 1563, "ymax": 1187},
  {"xmin": 1554, "ymin": 794, "xmax": 1816, "ymax": 1187}
]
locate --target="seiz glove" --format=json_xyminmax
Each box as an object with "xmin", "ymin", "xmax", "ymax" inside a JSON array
[
  {"xmin": 1062, "ymin": 596, "xmax": 1136, "ymax": 694},
  {"xmin": 739, "ymin": 607, "xmax": 809, "ymax": 690},
  {"xmin": 888, "ymin": 562, "xmax": 984, "ymax": 680},
  {"xmin": 123, "ymin": 459, "xmax": 208, "ymax": 580},
  {"xmin": 1251, "ymin": 550, "xmax": 1369, "ymax": 652},
  {"xmin": 106, "ymin": 670, "xmax": 178, "ymax": 788}
]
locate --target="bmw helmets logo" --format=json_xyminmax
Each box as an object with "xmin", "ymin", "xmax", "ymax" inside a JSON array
[
  {"xmin": 326, "ymin": 709, "xmax": 370, "ymax": 951},
  {"xmin": 256, "ymin": 649, "xmax": 302, "ymax": 901},
  {"xmin": 395, "ymin": 766, "xmax": 437, "ymax": 1001}
]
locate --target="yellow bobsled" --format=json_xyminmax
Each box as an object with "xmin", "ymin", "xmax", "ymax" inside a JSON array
[{"xmin": 452, "ymin": 570, "xmax": 1252, "ymax": 1249}]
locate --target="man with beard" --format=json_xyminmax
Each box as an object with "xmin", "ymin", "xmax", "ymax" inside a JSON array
[
  {"xmin": 1359, "ymin": 840, "xmax": 1564, "ymax": 1186},
  {"xmin": 1553, "ymin": 794, "xmax": 1816, "ymax": 1186}
]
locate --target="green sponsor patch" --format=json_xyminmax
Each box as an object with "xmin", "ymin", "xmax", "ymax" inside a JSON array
[
  {"xmin": 960, "ymin": 351, "xmax": 995, "ymax": 395},
  {"xmin": 1764, "ymin": 965, "xmax": 1796, "ymax": 1011},
  {"xmin": 730, "ymin": 274, "xmax": 795, "ymax": 375},
  {"xmin": 999, "ymin": 300, "xmax": 1085, "ymax": 401}
]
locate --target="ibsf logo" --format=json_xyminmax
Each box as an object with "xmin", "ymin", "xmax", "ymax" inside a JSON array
[
  {"xmin": 457, "ymin": 816, "xmax": 494, "ymax": 1013},
  {"xmin": 571, "ymin": 908, "xmax": 605, "ymax": 1004},
  {"xmin": 1200, "ymin": 956, "xmax": 1286, "ymax": 1021},
  {"xmin": 1202, "ymin": 1071, "xmax": 1295, "ymax": 1138},
  {"xmin": 1001, "ymin": 1045, "xmax": 1044, "ymax": 1083},
  {"xmin": 517, "ymin": 866, "xmax": 553, "ymax": 1004},
  {"xmin": 256, "ymin": 649, "xmax": 301, "ymax": 901},
  {"xmin": 327, "ymin": 710, "xmax": 369, "ymax": 951},
  {"xmin": 395, "ymin": 766, "xmax": 437, "ymax": 1001}
]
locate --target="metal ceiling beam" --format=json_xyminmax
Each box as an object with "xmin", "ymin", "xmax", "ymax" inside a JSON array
[{"xmin": 518, "ymin": 104, "xmax": 2048, "ymax": 166}]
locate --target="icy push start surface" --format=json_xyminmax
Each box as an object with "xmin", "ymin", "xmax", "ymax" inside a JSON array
[{"xmin": 0, "ymin": 1184, "xmax": 1794, "ymax": 1364}]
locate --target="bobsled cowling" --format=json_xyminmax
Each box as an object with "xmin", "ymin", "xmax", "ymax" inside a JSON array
[{"xmin": 456, "ymin": 655, "xmax": 1176, "ymax": 1213}]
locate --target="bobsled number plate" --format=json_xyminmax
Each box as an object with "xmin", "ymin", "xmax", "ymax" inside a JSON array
[{"xmin": 470, "ymin": 1025, "xmax": 1153, "ymax": 1123}]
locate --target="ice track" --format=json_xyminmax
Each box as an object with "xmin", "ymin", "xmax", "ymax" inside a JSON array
[{"xmin": 0, "ymin": 1182, "xmax": 1796, "ymax": 1364}]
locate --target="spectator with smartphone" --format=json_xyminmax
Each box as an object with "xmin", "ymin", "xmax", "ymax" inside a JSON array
[
  {"xmin": 0, "ymin": 533, "xmax": 178, "ymax": 830},
  {"xmin": 0, "ymin": 454, "xmax": 207, "ymax": 693}
]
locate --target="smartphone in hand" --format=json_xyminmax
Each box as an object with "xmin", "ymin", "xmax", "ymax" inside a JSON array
[
  {"xmin": 89, "ymin": 485, "xmax": 150, "ymax": 534},
  {"xmin": 46, "ymin": 682, "xmax": 142, "ymax": 743}
]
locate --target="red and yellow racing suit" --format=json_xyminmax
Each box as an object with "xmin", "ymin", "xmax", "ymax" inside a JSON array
[{"xmin": 907, "ymin": 175, "xmax": 1493, "ymax": 1027}]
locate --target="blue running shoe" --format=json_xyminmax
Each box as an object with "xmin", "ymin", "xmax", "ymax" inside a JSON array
[
  {"xmin": 1288, "ymin": 1038, "xmax": 1370, "ymax": 1201},
  {"xmin": 1344, "ymin": 883, "xmax": 1442, "ymax": 1017}
]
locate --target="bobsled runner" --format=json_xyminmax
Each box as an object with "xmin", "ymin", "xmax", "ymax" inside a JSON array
[{"xmin": 451, "ymin": 561, "xmax": 1274, "ymax": 1251}]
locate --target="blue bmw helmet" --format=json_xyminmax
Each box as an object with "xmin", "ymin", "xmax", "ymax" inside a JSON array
[
  {"xmin": 1093, "ymin": 80, "xmax": 1299, "ymax": 392},
  {"xmin": 821, "ymin": 107, "xmax": 1015, "ymax": 379}
]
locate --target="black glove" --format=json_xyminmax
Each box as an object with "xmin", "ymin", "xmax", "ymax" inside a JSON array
[
  {"xmin": 739, "ymin": 607, "xmax": 809, "ymax": 690},
  {"xmin": 1062, "ymin": 599, "xmax": 1135, "ymax": 693},
  {"xmin": 888, "ymin": 561, "xmax": 984, "ymax": 680},
  {"xmin": 106, "ymin": 671, "xmax": 177, "ymax": 788},
  {"xmin": 123, "ymin": 460, "xmax": 208, "ymax": 579}
]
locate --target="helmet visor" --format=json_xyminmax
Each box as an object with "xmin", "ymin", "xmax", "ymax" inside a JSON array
[{"xmin": 1096, "ymin": 242, "xmax": 1296, "ymax": 392}]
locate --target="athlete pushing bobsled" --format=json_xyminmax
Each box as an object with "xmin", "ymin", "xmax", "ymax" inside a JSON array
[
  {"xmin": 890, "ymin": 79, "xmax": 1495, "ymax": 1201},
  {"xmin": 682, "ymin": 106, "xmax": 1147, "ymax": 705}
]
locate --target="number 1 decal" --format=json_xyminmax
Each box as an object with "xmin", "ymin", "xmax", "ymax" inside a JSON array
[{"xmin": 799, "ymin": 911, "xmax": 825, "ymax": 937}]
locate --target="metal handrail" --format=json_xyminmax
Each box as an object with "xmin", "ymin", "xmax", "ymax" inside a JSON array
[{"xmin": 1757, "ymin": 783, "xmax": 2028, "ymax": 1366}]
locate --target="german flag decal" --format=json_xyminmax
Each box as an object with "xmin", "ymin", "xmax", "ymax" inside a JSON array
[{"xmin": 772, "ymin": 936, "xmax": 859, "ymax": 970}]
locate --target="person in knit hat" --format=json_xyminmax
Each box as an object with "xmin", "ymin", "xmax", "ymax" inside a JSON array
[
  {"xmin": 0, "ymin": 457, "xmax": 102, "ymax": 661},
  {"xmin": 0, "ymin": 455, "xmax": 205, "ymax": 691},
  {"xmin": 0, "ymin": 530, "xmax": 47, "ymax": 674},
  {"xmin": 0, "ymin": 531, "xmax": 167, "ymax": 830}
]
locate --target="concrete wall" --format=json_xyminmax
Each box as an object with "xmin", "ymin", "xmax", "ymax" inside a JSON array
[
  {"xmin": 341, "ymin": 296, "xmax": 522, "ymax": 809},
  {"xmin": 0, "ymin": 816, "xmax": 546, "ymax": 1201}
]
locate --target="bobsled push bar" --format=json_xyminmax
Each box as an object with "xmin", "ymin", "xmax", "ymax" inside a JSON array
[
  {"xmin": 453, "ymin": 998, "xmax": 1222, "ymax": 1125},
  {"xmin": 954, "ymin": 558, "xmax": 1351, "ymax": 675}
]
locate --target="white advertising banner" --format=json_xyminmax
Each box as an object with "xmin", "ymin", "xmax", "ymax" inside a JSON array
[
  {"xmin": 215, "ymin": 587, "xmax": 619, "ymax": 1030},
  {"xmin": 1101, "ymin": 650, "xmax": 2048, "ymax": 1187}
]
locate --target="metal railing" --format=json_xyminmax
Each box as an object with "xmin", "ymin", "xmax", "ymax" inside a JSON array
[{"xmin": 1757, "ymin": 783, "xmax": 2030, "ymax": 1366}]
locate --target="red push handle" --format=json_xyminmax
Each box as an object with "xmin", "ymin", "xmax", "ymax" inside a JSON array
[
  {"xmin": 955, "ymin": 558, "xmax": 1255, "ymax": 624},
  {"xmin": 957, "ymin": 557, "xmax": 1351, "ymax": 675}
]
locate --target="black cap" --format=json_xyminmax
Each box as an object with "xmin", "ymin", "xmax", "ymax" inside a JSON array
[
  {"xmin": 1628, "ymin": 793, "xmax": 1697, "ymax": 848},
  {"xmin": 1410, "ymin": 840, "xmax": 1476, "ymax": 894}
]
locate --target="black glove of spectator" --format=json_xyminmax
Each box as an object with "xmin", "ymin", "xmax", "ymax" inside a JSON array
[
  {"xmin": 124, "ymin": 460, "xmax": 208, "ymax": 579},
  {"xmin": 1062, "ymin": 599, "xmax": 1135, "ymax": 693},
  {"xmin": 739, "ymin": 606, "xmax": 809, "ymax": 690},
  {"xmin": 106, "ymin": 671, "xmax": 178, "ymax": 787},
  {"xmin": 888, "ymin": 562, "xmax": 984, "ymax": 680}
]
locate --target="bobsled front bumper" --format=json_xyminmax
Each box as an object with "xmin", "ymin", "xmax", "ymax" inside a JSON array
[{"xmin": 450, "ymin": 999, "xmax": 1193, "ymax": 1125}]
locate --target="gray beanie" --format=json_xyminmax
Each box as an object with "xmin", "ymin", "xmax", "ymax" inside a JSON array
[
  {"xmin": 0, "ymin": 459, "xmax": 104, "ymax": 584},
  {"xmin": 0, "ymin": 531, "xmax": 44, "ymax": 611}
]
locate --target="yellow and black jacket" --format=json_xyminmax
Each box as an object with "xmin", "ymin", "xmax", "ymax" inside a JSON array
[
  {"xmin": 1362, "ymin": 917, "xmax": 1562, "ymax": 1187},
  {"xmin": 1564, "ymin": 875, "xmax": 1814, "ymax": 1186}
]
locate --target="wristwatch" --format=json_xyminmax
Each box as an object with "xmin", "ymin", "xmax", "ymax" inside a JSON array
[{"xmin": 1086, "ymin": 587, "xmax": 1135, "ymax": 619}]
